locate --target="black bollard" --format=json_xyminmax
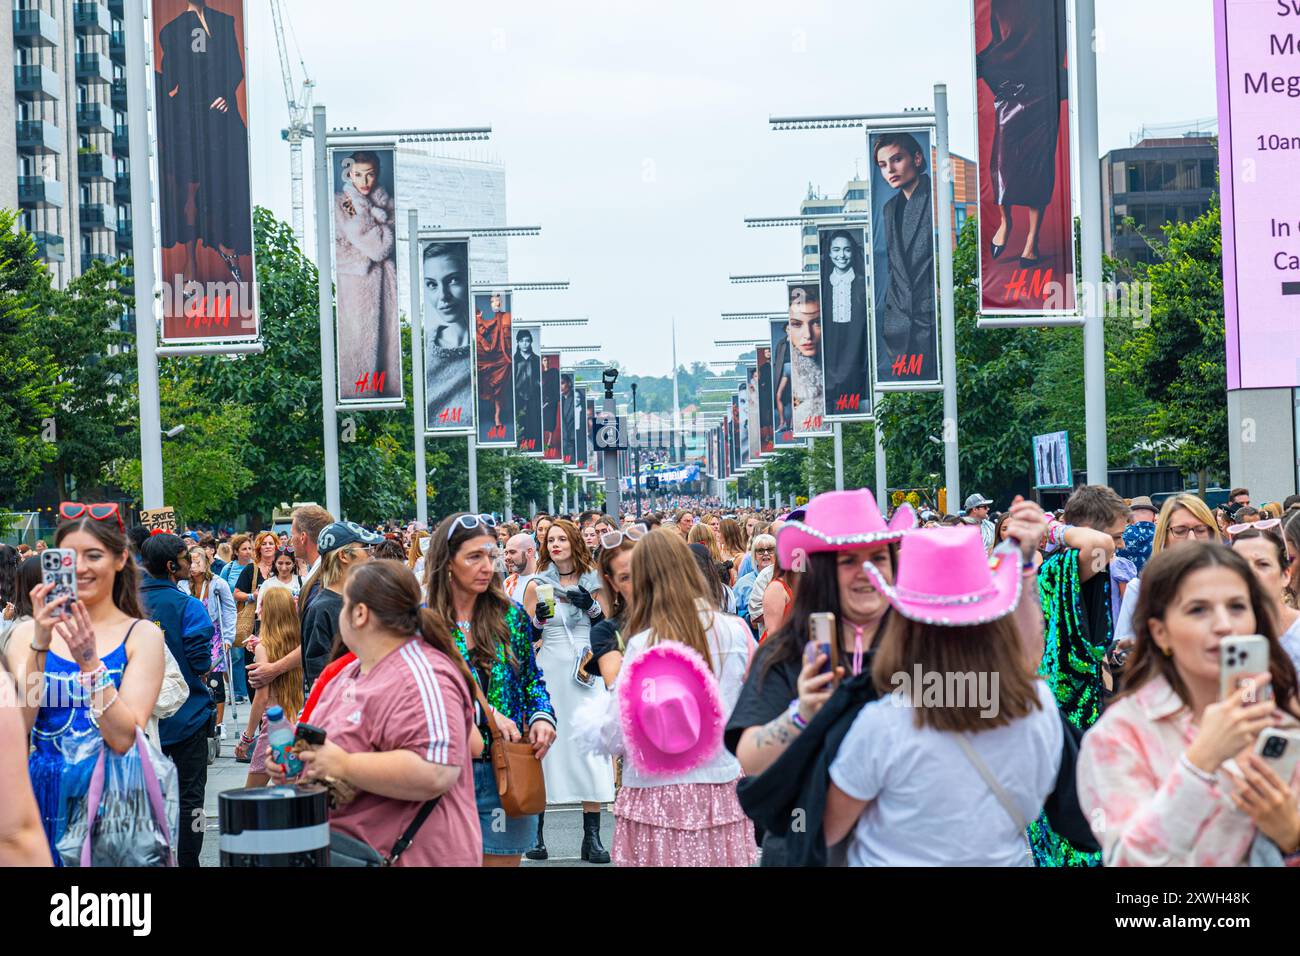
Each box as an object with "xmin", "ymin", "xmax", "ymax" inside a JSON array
[{"xmin": 219, "ymin": 785, "xmax": 330, "ymax": 867}]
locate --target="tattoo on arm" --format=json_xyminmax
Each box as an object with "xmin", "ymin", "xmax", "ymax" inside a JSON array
[{"xmin": 753, "ymin": 712, "xmax": 796, "ymax": 749}]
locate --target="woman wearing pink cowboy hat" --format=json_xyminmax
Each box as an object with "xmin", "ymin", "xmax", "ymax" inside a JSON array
[
  {"xmin": 575, "ymin": 530, "xmax": 756, "ymax": 866},
  {"xmin": 822, "ymin": 519, "xmax": 1067, "ymax": 866}
]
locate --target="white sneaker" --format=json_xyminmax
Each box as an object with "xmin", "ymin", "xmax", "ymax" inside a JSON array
[{"xmin": 218, "ymin": 725, "xmax": 228, "ymax": 740}]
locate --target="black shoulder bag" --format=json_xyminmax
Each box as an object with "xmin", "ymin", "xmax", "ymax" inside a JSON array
[{"xmin": 329, "ymin": 796, "xmax": 442, "ymax": 867}]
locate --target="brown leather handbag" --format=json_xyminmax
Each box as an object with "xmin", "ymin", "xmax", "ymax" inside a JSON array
[
  {"xmin": 233, "ymin": 566, "xmax": 260, "ymax": 648},
  {"xmin": 473, "ymin": 685, "xmax": 546, "ymax": 817}
]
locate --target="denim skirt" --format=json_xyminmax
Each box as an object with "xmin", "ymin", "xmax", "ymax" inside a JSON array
[{"xmin": 473, "ymin": 759, "xmax": 540, "ymax": 856}]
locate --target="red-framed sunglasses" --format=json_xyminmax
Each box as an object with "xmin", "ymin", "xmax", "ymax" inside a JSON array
[{"xmin": 59, "ymin": 501, "xmax": 125, "ymax": 533}]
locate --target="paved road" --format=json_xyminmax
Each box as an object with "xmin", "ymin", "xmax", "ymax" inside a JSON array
[{"xmin": 198, "ymin": 707, "xmax": 614, "ymax": 867}]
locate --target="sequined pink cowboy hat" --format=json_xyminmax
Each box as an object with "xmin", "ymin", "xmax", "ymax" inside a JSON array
[
  {"xmin": 861, "ymin": 525, "xmax": 1022, "ymax": 626},
  {"xmin": 619, "ymin": 642, "xmax": 724, "ymax": 776},
  {"xmin": 776, "ymin": 489, "xmax": 916, "ymax": 570}
]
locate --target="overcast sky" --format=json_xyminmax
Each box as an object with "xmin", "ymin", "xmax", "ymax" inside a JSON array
[{"xmin": 245, "ymin": 0, "xmax": 1217, "ymax": 376}]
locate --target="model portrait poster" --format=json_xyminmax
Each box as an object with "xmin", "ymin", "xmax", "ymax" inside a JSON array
[
  {"xmin": 737, "ymin": 382, "xmax": 750, "ymax": 467},
  {"xmin": 786, "ymin": 280, "xmax": 832, "ymax": 437},
  {"xmin": 731, "ymin": 395, "xmax": 742, "ymax": 474},
  {"xmin": 153, "ymin": 0, "xmax": 258, "ymax": 343},
  {"xmin": 575, "ymin": 386, "xmax": 590, "ymax": 472},
  {"xmin": 513, "ymin": 325, "xmax": 543, "ymax": 454},
  {"xmin": 1033, "ymin": 431, "xmax": 1072, "ymax": 489},
  {"xmin": 560, "ymin": 371, "xmax": 576, "ymax": 467},
  {"xmin": 769, "ymin": 319, "xmax": 800, "ymax": 447},
  {"xmin": 869, "ymin": 129, "xmax": 941, "ymax": 388},
  {"xmin": 756, "ymin": 347, "xmax": 776, "ymax": 455},
  {"xmin": 474, "ymin": 292, "xmax": 516, "ymax": 446},
  {"xmin": 973, "ymin": 0, "xmax": 1077, "ymax": 316},
  {"xmin": 421, "ymin": 238, "xmax": 473, "ymax": 433},
  {"xmin": 541, "ymin": 352, "xmax": 563, "ymax": 461},
  {"xmin": 585, "ymin": 397, "xmax": 597, "ymax": 474},
  {"xmin": 746, "ymin": 363, "xmax": 764, "ymax": 460},
  {"xmin": 817, "ymin": 225, "xmax": 872, "ymax": 417},
  {"xmin": 330, "ymin": 145, "xmax": 401, "ymax": 404}
]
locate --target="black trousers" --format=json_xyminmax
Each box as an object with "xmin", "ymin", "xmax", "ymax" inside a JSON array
[{"xmin": 163, "ymin": 724, "xmax": 209, "ymax": 868}]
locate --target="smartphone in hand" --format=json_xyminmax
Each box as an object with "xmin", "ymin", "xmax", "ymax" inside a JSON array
[
  {"xmin": 1254, "ymin": 727, "xmax": 1300, "ymax": 784},
  {"xmin": 806, "ymin": 612, "xmax": 838, "ymax": 684},
  {"xmin": 41, "ymin": 548, "xmax": 77, "ymax": 619},
  {"xmin": 1220, "ymin": 635, "xmax": 1273, "ymax": 702}
]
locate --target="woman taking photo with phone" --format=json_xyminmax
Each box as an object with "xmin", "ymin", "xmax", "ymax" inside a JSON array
[
  {"xmin": 429, "ymin": 513, "xmax": 556, "ymax": 867},
  {"xmin": 577, "ymin": 530, "xmax": 756, "ymax": 866},
  {"xmin": 5, "ymin": 506, "xmax": 165, "ymax": 863},
  {"xmin": 1078, "ymin": 543, "xmax": 1300, "ymax": 865},
  {"xmin": 524, "ymin": 518, "xmax": 614, "ymax": 862},
  {"xmin": 266, "ymin": 560, "xmax": 482, "ymax": 866}
]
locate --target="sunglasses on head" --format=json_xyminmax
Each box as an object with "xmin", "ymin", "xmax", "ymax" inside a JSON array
[
  {"xmin": 1228, "ymin": 518, "xmax": 1280, "ymax": 537},
  {"xmin": 600, "ymin": 524, "xmax": 647, "ymax": 550},
  {"xmin": 448, "ymin": 513, "xmax": 497, "ymax": 541},
  {"xmin": 59, "ymin": 501, "xmax": 124, "ymax": 533}
]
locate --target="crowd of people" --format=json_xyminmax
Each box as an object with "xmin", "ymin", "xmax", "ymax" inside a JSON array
[{"xmin": 2, "ymin": 483, "xmax": 1299, "ymax": 868}]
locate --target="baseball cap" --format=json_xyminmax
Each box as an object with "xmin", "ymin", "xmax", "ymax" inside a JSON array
[
  {"xmin": 317, "ymin": 521, "xmax": 386, "ymax": 556},
  {"xmin": 964, "ymin": 493, "xmax": 993, "ymax": 510}
]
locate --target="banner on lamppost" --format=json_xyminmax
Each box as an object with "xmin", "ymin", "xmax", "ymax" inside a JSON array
[
  {"xmin": 868, "ymin": 129, "xmax": 941, "ymax": 388},
  {"xmin": 787, "ymin": 280, "xmax": 832, "ymax": 437},
  {"xmin": 513, "ymin": 325, "xmax": 543, "ymax": 454},
  {"xmin": 1215, "ymin": 0, "xmax": 1300, "ymax": 389},
  {"xmin": 329, "ymin": 145, "xmax": 402, "ymax": 403},
  {"xmin": 731, "ymin": 395, "xmax": 741, "ymax": 475},
  {"xmin": 153, "ymin": 0, "xmax": 258, "ymax": 344},
  {"xmin": 422, "ymin": 238, "xmax": 474, "ymax": 434},
  {"xmin": 575, "ymin": 387, "xmax": 589, "ymax": 473},
  {"xmin": 817, "ymin": 225, "xmax": 873, "ymax": 416},
  {"xmin": 972, "ymin": 0, "xmax": 1077, "ymax": 317},
  {"xmin": 1033, "ymin": 431, "xmax": 1072, "ymax": 490},
  {"xmin": 770, "ymin": 319, "xmax": 800, "ymax": 448},
  {"xmin": 585, "ymin": 397, "xmax": 598, "ymax": 474},
  {"xmin": 474, "ymin": 292, "xmax": 515, "ymax": 446},
  {"xmin": 541, "ymin": 352, "xmax": 563, "ymax": 461},
  {"xmin": 756, "ymin": 346, "xmax": 776, "ymax": 455},
  {"xmin": 560, "ymin": 371, "xmax": 576, "ymax": 467}
]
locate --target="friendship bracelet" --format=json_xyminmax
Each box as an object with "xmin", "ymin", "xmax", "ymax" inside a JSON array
[
  {"xmin": 91, "ymin": 691, "xmax": 119, "ymax": 721},
  {"xmin": 1178, "ymin": 751, "xmax": 1218, "ymax": 785},
  {"xmin": 75, "ymin": 663, "xmax": 108, "ymax": 691}
]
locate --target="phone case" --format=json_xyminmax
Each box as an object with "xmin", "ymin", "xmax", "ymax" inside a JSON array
[
  {"xmin": 41, "ymin": 549, "xmax": 77, "ymax": 617},
  {"xmin": 1254, "ymin": 728, "xmax": 1300, "ymax": 785},
  {"xmin": 1220, "ymin": 635, "xmax": 1273, "ymax": 701}
]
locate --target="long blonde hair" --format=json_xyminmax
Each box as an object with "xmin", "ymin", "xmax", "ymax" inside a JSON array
[
  {"xmin": 626, "ymin": 529, "xmax": 716, "ymax": 671},
  {"xmin": 259, "ymin": 587, "xmax": 305, "ymax": 719},
  {"xmin": 687, "ymin": 521, "xmax": 721, "ymax": 562},
  {"xmin": 407, "ymin": 531, "xmax": 428, "ymax": 569},
  {"xmin": 1153, "ymin": 494, "xmax": 1219, "ymax": 554}
]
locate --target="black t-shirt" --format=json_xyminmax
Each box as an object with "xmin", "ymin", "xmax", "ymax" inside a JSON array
[
  {"xmin": 724, "ymin": 639, "xmax": 802, "ymax": 755},
  {"xmin": 234, "ymin": 563, "xmax": 266, "ymax": 597},
  {"xmin": 586, "ymin": 616, "xmax": 624, "ymax": 677},
  {"xmin": 301, "ymin": 588, "xmax": 343, "ymax": 691}
]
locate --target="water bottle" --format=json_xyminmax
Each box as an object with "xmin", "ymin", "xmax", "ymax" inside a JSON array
[{"xmin": 265, "ymin": 706, "xmax": 303, "ymax": 779}]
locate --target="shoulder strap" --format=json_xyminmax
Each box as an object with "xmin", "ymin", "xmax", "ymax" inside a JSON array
[
  {"xmin": 951, "ymin": 733, "xmax": 1027, "ymax": 831},
  {"xmin": 386, "ymin": 794, "xmax": 442, "ymax": 865}
]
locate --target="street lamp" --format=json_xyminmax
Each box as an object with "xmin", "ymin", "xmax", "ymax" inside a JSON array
[{"xmin": 163, "ymin": 425, "xmax": 186, "ymax": 439}]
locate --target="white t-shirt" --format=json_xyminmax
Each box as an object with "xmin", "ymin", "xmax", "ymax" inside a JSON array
[
  {"xmin": 1114, "ymin": 577, "xmax": 1141, "ymax": 645},
  {"xmin": 256, "ymin": 574, "xmax": 303, "ymax": 615},
  {"xmin": 830, "ymin": 680, "xmax": 1062, "ymax": 867}
]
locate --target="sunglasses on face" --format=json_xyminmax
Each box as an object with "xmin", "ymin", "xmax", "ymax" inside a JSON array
[
  {"xmin": 600, "ymin": 524, "xmax": 647, "ymax": 550},
  {"xmin": 59, "ymin": 501, "xmax": 124, "ymax": 533},
  {"xmin": 448, "ymin": 513, "xmax": 497, "ymax": 541}
]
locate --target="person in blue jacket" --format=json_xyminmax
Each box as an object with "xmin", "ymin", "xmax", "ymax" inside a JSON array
[{"xmin": 139, "ymin": 533, "xmax": 214, "ymax": 868}]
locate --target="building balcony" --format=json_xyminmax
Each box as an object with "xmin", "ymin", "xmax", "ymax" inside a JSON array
[
  {"xmin": 111, "ymin": 77, "xmax": 129, "ymax": 111},
  {"xmin": 13, "ymin": 9, "xmax": 60, "ymax": 47},
  {"xmin": 77, "ymin": 103, "xmax": 113, "ymax": 134},
  {"xmin": 18, "ymin": 175, "xmax": 66, "ymax": 209},
  {"xmin": 110, "ymin": 29, "xmax": 126, "ymax": 63},
  {"xmin": 16, "ymin": 120, "xmax": 64, "ymax": 156},
  {"xmin": 33, "ymin": 232, "xmax": 65, "ymax": 263},
  {"xmin": 116, "ymin": 220, "xmax": 133, "ymax": 248},
  {"xmin": 80, "ymin": 203, "xmax": 116, "ymax": 232},
  {"xmin": 108, "ymin": 0, "xmax": 124, "ymax": 16},
  {"xmin": 83, "ymin": 251, "xmax": 117, "ymax": 266},
  {"xmin": 114, "ymin": 175, "xmax": 131, "ymax": 205},
  {"xmin": 113, "ymin": 124, "xmax": 132, "ymax": 156},
  {"xmin": 78, "ymin": 151, "xmax": 116, "ymax": 183},
  {"xmin": 14, "ymin": 65, "xmax": 62, "ymax": 101},
  {"xmin": 76, "ymin": 53, "xmax": 113, "ymax": 86},
  {"xmin": 73, "ymin": 2, "xmax": 113, "ymax": 36}
]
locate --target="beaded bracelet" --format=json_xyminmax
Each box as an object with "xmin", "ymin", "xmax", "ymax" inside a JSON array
[
  {"xmin": 1178, "ymin": 751, "xmax": 1218, "ymax": 785},
  {"xmin": 91, "ymin": 692, "xmax": 119, "ymax": 721},
  {"xmin": 75, "ymin": 663, "xmax": 109, "ymax": 691}
]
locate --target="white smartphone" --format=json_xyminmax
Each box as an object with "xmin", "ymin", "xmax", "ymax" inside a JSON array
[
  {"xmin": 806, "ymin": 612, "xmax": 838, "ymax": 684},
  {"xmin": 1220, "ymin": 635, "xmax": 1273, "ymax": 702},
  {"xmin": 1254, "ymin": 728, "xmax": 1300, "ymax": 785},
  {"xmin": 41, "ymin": 548, "xmax": 77, "ymax": 618}
]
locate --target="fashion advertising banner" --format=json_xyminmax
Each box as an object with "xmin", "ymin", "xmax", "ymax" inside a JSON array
[
  {"xmin": 737, "ymin": 382, "xmax": 751, "ymax": 467},
  {"xmin": 560, "ymin": 371, "xmax": 576, "ymax": 467},
  {"xmin": 330, "ymin": 145, "xmax": 402, "ymax": 403},
  {"xmin": 1033, "ymin": 431, "xmax": 1072, "ymax": 489},
  {"xmin": 770, "ymin": 319, "xmax": 800, "ymax": 448},
  {"xmin": 786, "ymin": 280, "xmax": 832, "ymax": 437},
  {"xmin": 474, "ymin": 293, "xmax": 515, "ymax": 446},
  {"xmin": 973, "ymin": 0, "xmax": 1077, "ymax": 316},
  {"xmin": 1215, "ymin": 0, "xmax": 1300, "ymax": 389},
  {"xmin": 869, "ymin": 129, "xmax": 941, "ymax": 388},
  {"xmin": 756, "ymin": 347, "xmax": 776, "ymax": 455},
  {"xmin": 746, "ymin": 363, "xmax": 764, "ymax": 460},
  {"xmin": 817, "ymin": 225, "xmax": 873, "ymax": 416},
  {"xmin": 575, "ymin": 387, "xmax": 589, "ymax": 472},
  {"xmin": 585, "ymin": 398, "xmax": 597, "ymax": 474},
  {"xmin": 731, "ymin": 395, "xmax": 741, "ymax": 475},
  {"xmin": 421, "ymin": 238, "xmax": 474, "ymax": 433},
  {"xmin": 154, "ymin": 0, "xmax": 258, "ymax": 344},
  {"xmin": 513, "ymin": 325, "xmax": 543, "ymax": 454},
  {"xmin": 541, "ymin": 352, "xmax": 563, "ymax": 461}
]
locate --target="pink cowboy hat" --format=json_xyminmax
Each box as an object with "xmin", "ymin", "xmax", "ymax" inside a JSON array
[
  {"xmin": 861, "ymin": 525, "xmax": 1022, "ymax": 626},
  {"xmin": 619, "ymin": 642, "xmax": 724, "ymax": 776},
  {"xmin": 776, "ymin": 489, "xmax": 916, "ymax": 570}
]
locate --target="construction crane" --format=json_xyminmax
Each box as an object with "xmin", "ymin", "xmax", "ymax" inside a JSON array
[{"xmin": 270, "ymin": 0, "xmax": 314, "ymax": 247}]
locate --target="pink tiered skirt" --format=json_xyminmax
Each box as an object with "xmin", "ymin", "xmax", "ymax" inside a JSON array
[{"xmin": 612, "ymin": 780, "xmax": 758, "ymax": 868}]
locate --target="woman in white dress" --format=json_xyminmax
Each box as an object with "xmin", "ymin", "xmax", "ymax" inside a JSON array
[{"xmin": 523, "ymin": 518, "xmax": 616, "ymax": 863}]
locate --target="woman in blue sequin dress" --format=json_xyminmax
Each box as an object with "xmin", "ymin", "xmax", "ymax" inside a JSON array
[{"xmin": 5, "ymin": 512, "xmax": 165, "ymax": 864}]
